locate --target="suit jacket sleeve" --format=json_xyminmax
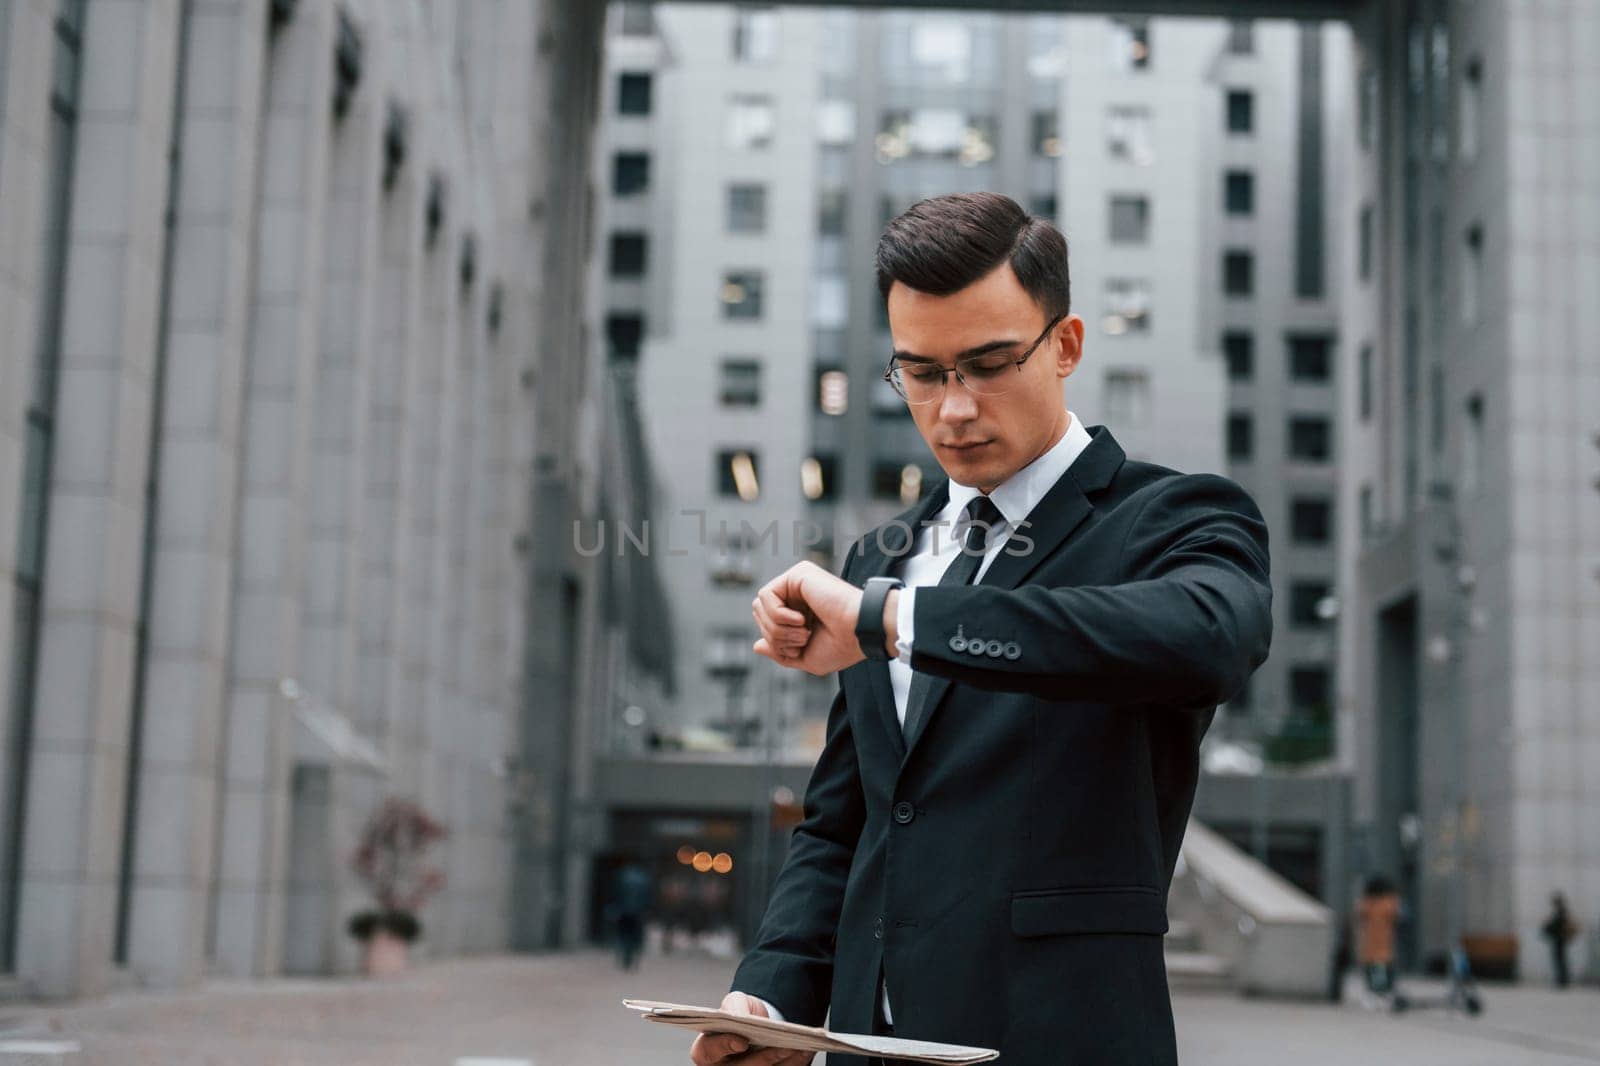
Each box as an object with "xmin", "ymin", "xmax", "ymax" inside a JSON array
[
  {"xmin": 907, "ymin": 472, "xmax": 1272, "ymax": 707},
  {"xmin": 728, "ymin": 546, "xmax": 867, "ymax": 1025}
]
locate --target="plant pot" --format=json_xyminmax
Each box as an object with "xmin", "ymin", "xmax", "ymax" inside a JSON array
[{"xmin": 361, "ymin": 927, "xmax": 410, "ymax": 978}]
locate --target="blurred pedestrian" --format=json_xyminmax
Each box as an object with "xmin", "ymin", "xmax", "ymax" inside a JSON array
[
  {"xmin": 1541, "ymin": 892, "xmax": 1577, "ymax": 989},
  {"xmin": 1356, "ymin": 875, "xmax": 1402, "ymax": 1003},
  {"xmin": 613, "ymin": 861, "xmax": 654, "ymax": 970}
]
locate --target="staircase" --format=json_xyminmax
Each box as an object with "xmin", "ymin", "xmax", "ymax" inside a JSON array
[
  {"xmin": 1163, "ymin": 918, "xmax": 1235, "ymax": 993},
  {"xmin": 1164, "ymin": 819, "xmax": 1334, "ymax": 999}
]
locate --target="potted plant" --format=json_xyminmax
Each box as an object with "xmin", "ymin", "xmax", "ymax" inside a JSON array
[{"xmin": 347, "ymin": 797, "xmax": 447, "ymax": 977}]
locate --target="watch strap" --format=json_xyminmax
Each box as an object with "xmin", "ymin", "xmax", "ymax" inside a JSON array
[{"xmin": 856, "ymin": 577, "xmax": 904, "ymax": 662}]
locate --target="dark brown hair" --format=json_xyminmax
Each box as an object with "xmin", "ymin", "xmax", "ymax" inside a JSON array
[{"xmin": 875, "ymin": 192, "xmax": 1070, "ymax": 317}]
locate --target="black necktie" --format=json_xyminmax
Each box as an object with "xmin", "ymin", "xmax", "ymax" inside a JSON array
[{"xmin": 901, "ymin": 495, "xmax": 1003, "ymax": 742}]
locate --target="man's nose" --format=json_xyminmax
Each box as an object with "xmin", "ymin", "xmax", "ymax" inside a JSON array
[{"xmin": 937, "ymin": 375, "xmax": 980, "ymax": 421}]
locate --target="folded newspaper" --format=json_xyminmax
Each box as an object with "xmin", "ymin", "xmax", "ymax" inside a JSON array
[{"xmin": 622, "ymin": 999, "xmax": 999, "ymax": 1064}]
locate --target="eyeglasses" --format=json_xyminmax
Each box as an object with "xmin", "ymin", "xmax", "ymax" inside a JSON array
[{"xmin": 883, "ymin": 312, "xmax": 1067, "ymax": 405}]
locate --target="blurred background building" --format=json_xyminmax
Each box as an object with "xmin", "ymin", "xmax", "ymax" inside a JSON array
[{"xmin": 0, "ymin": 0, "xmax": 1596, "ymax": 1003}]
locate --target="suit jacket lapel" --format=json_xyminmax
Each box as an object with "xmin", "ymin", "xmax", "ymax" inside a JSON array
[
  {"xmin": 853, "ymin": 481, "xmax": 950, "ymax": 762},
  {"xmin": 900, "ymin": 427, "xmax": 1127, "ymax": 762}
]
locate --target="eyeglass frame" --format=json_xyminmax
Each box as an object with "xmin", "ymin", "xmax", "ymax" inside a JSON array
[{"xmin": 881, "ymin": 310, "xmax": 1069, "ymax": 404}]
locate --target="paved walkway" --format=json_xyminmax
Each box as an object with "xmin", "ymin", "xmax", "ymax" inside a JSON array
[{"xmin": 0, "ymin": 950, "xmax": 1596, "ymax": 1064}]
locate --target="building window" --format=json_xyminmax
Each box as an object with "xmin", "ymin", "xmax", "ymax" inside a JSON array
[
  {"xmin": 801, "ymin": 454, "xmax": 838, "ymax": 502},
  {"xmin": 609, "ymin": 232, "xmax": 647, "ymax": 278},
  {"xmin": 1288, "ymin": 334, "xmax": 1332, "ymax": 383},
  {"xmin": 1223, "ymin": 250, "xmax": 1253, "ymax": 296},
  {"xmin": 1359, "ymin": 66, "xmax": 1377, "ymax": 151},
  {"xmin": 1030, "ymin": 194, "xmax": 1057, "ymax": 220},
  {"xmin": 1103, "ymin": 368, "xmax": 1152, "ymax": 426},
  {"xmin": 1358, "ymin": 203, "xmax": 1374, "ymax": 281},
  {"xmin": 876, "ymin": 109, "xmax": 996, "ymax": 164},
  {"xmin": 710, "ymin": 531, "xmax": 757, "ymax": 589},
  {"xmin": 872, "ymin": 461, "xmax": 925, "ymax": 504},
  {"xmin": 818, "ymin": 188, "xmax": 847, "ymax": 236},
  {"xmin": 606, "ymin": 313, "xmax": 644, "ymax": 361},
  {"xmin": 613, "ymin": 152, "xmax": 649, "ymax": 196},
  {"xmin": 1291, "ymin": 498, "xmax": 1333, "ymax": 545},
  {"xmin": 720, "ymin": 359, "xmax": 761, "ymax": 407},
  {"xmin": 705, "ymin": 625, "xmax": 754, "ymax": 679},
  {"xmin": 721, "ymin": 271, "xmax": 764, "ymax": 319},
  {"xmin": 1224, "ymin": 170, "xmax": 1254, "ymax": 215},
  {"xmin": 1032, "ymin": 110, "xmax": 1061, "ymax": 156},
  {"xmin": 716, "ymin": 448, "xmax": 761, "ymax": 500},
  {"xmin": 817, "ymin": 366, "xmax": 848, "ymax": 416},
  {"xmin": 727, "ymin": 183, "xmax": 767, "ymax": 234},
  {"xmin": 1290, "ymin": 583, "xmax": 1333, "ymax": 628},
  {"xmin": 1462, "ymin": 223, "xmax": 1484, "ymax": 325},
  {"xmin": 1289, "ymin": 666, "xmax": 1331, "ymax": 711},
  {"xmin": 1223, "ymin": 332, "xmax": 1253, "ymax": 381},
  {"xmin": 817, "ymin": 100, "xmax": 855, "ymax": 146},
  {"xmin": 732, "ymin": 6, "xmax": 779, "ymax": 63},
  {"xmin": 1106, "ymin": 105, "xmax": 1154, "ymax": 165},
  {"xmin": 1460, "ymin": 55, "xmax": 1482, "ymax": 163},
  {"xmin": 1462, "ymin": 393, "xmax": 1484, "ymax": 495},
  {"xmin": 1359, "ymin": 483, "xmax": 1375, "ymax": 540},
  {"xmin": 1102, "ymin": 278, "xmax": 1151, "ymax": 334},
  {"xmin": 1358, "ymin": 343, "xmax": 1373, "ymax": 422},
  {"xmin": 1226, "ymin": 89, "xmax": 1253, "ymax": 134},
  {"xmin": 1108, "ymin": 17, "xmax": 1150, "ymax": 71},
  {"xmin": 1227, "ymin": 413, "xmax": 1253, "ymax": 460},
  {"xmin": 1109, "ymin": 195, "xmax": 1150, "ymax": 244},
  {"xmin": 727, "ymin": 95, "xmax": 775, "ymax": 150},
  {"xmin": 618, "ymin": 72, "xmax": 652, "ymax": 116},
  {"xmin": 1288, "ymin": 416, "xmax": 1332, "ymax": 461},
  {"xmin": 1227, "ymin": 20, "xmax": 1254, "ymax": 54}
]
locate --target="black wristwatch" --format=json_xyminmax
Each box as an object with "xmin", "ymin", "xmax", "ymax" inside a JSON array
[{"xmin": 856, "ymin": 577, "xmax": 904, "ymax": 662}]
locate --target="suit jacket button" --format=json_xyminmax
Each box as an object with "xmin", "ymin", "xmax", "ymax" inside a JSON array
[
  {"xmin": 967, "ymin": 639, "xmax": 987, "ymax": 656},
  {"xmin": 985, "ymin": 639, "xmax": 1004, "ymax": 657},
  {"xmin": 874, "ymin": 916, "xmax": 884, "ymax": 940},
  {"xmin": 1003, "ymin": 642, "xmax": 1022, "ymax": 660},
  {"xmin": 893, "ymin": 801, "xmax": 915, "ymax": 825}
]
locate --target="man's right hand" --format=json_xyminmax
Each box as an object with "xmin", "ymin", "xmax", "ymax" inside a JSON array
[{"xmin": 688, "ymin": 991, "xmax": 816, "ymax": 1065}]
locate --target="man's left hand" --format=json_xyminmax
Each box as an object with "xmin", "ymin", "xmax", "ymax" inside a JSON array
[{"xmin": 751, "ymin": 561, "xmax": 877, "ymax": 675}]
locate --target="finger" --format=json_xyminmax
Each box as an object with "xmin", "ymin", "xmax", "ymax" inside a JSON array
[
  {"xmin": 751, "ymin": 601, "xmax": 809, "ymax": 655},
  {"xmin": 724, "ymin": 1048, "xmax": 796, "ymax": 1066},
  {"xmin": 690, "ymin": 1032, "xmax": 750, "ymax": 1063},
  {"xmin": 754, "ymin": 638, "xmax": 797, "ymax": 664},
  {"xmin": 758, "ymin": 583, "xmax": 808, "ymax": 627},
  {"xmin": 751, "ymin": 596, "xmax": 805, "ymax": 646}
]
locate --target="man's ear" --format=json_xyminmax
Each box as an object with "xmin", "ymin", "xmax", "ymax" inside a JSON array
[{"xmin": 1055, "ymin": 314, "xmax": 1086, "ymax": 379}]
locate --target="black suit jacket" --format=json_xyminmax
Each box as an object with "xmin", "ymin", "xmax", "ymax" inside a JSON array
[{"xmin": 729, "ymin": 427, "xmax": 1273, "ymax": 1065}]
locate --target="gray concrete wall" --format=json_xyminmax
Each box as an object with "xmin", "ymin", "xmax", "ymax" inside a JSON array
[{"xmin": 0, "ymin": 0, "xmax": 593, "ymax": 998}]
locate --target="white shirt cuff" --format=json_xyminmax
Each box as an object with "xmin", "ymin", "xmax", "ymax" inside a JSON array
[
  {"xmin": 745, "ymin": 994, "xmax": 784, "ymax": 1023},
  {"xmin": 894, "ymin": 586, "xmax": 915, "ymax": 664}
]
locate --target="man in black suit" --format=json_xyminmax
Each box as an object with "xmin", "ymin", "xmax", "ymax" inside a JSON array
[{"xmin": 689, "ymin": 192, "xmax": 1272, "ymax": 1066}]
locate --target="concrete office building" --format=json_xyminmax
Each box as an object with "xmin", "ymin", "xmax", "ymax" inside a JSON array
[
  {"xmin": 0, "ymin": 0, "xmax": 615, "ymax": 998},
  {"xmin": 597, "ymin": 4, "xmax": 836, "ymax": 752},
  {"xmin": 1195, "ymin": 20, "xmax": 1349, "ymax": 771},
  {"xmin": 1337, "ymin": 0, "xmax": 1600, "ymax": 979}
]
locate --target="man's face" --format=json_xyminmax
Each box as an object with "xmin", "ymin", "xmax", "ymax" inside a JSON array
[{"xmin": 886, "ymin": 262, "xmax": 1084, "ymax": 493}]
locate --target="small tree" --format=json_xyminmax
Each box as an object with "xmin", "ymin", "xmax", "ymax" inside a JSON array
[{"xmin": 348, "ymin": 797, "xmax": 447, "ymax": 943}]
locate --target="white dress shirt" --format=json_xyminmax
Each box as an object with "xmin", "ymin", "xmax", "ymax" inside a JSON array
[
  {"xmin": 756, "ymin": 410, "xmax": 1094, "ymax": 1028},
  {"xmin": 890, "ymin": 410, "xmax": 1093, "ymax": 725}
]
